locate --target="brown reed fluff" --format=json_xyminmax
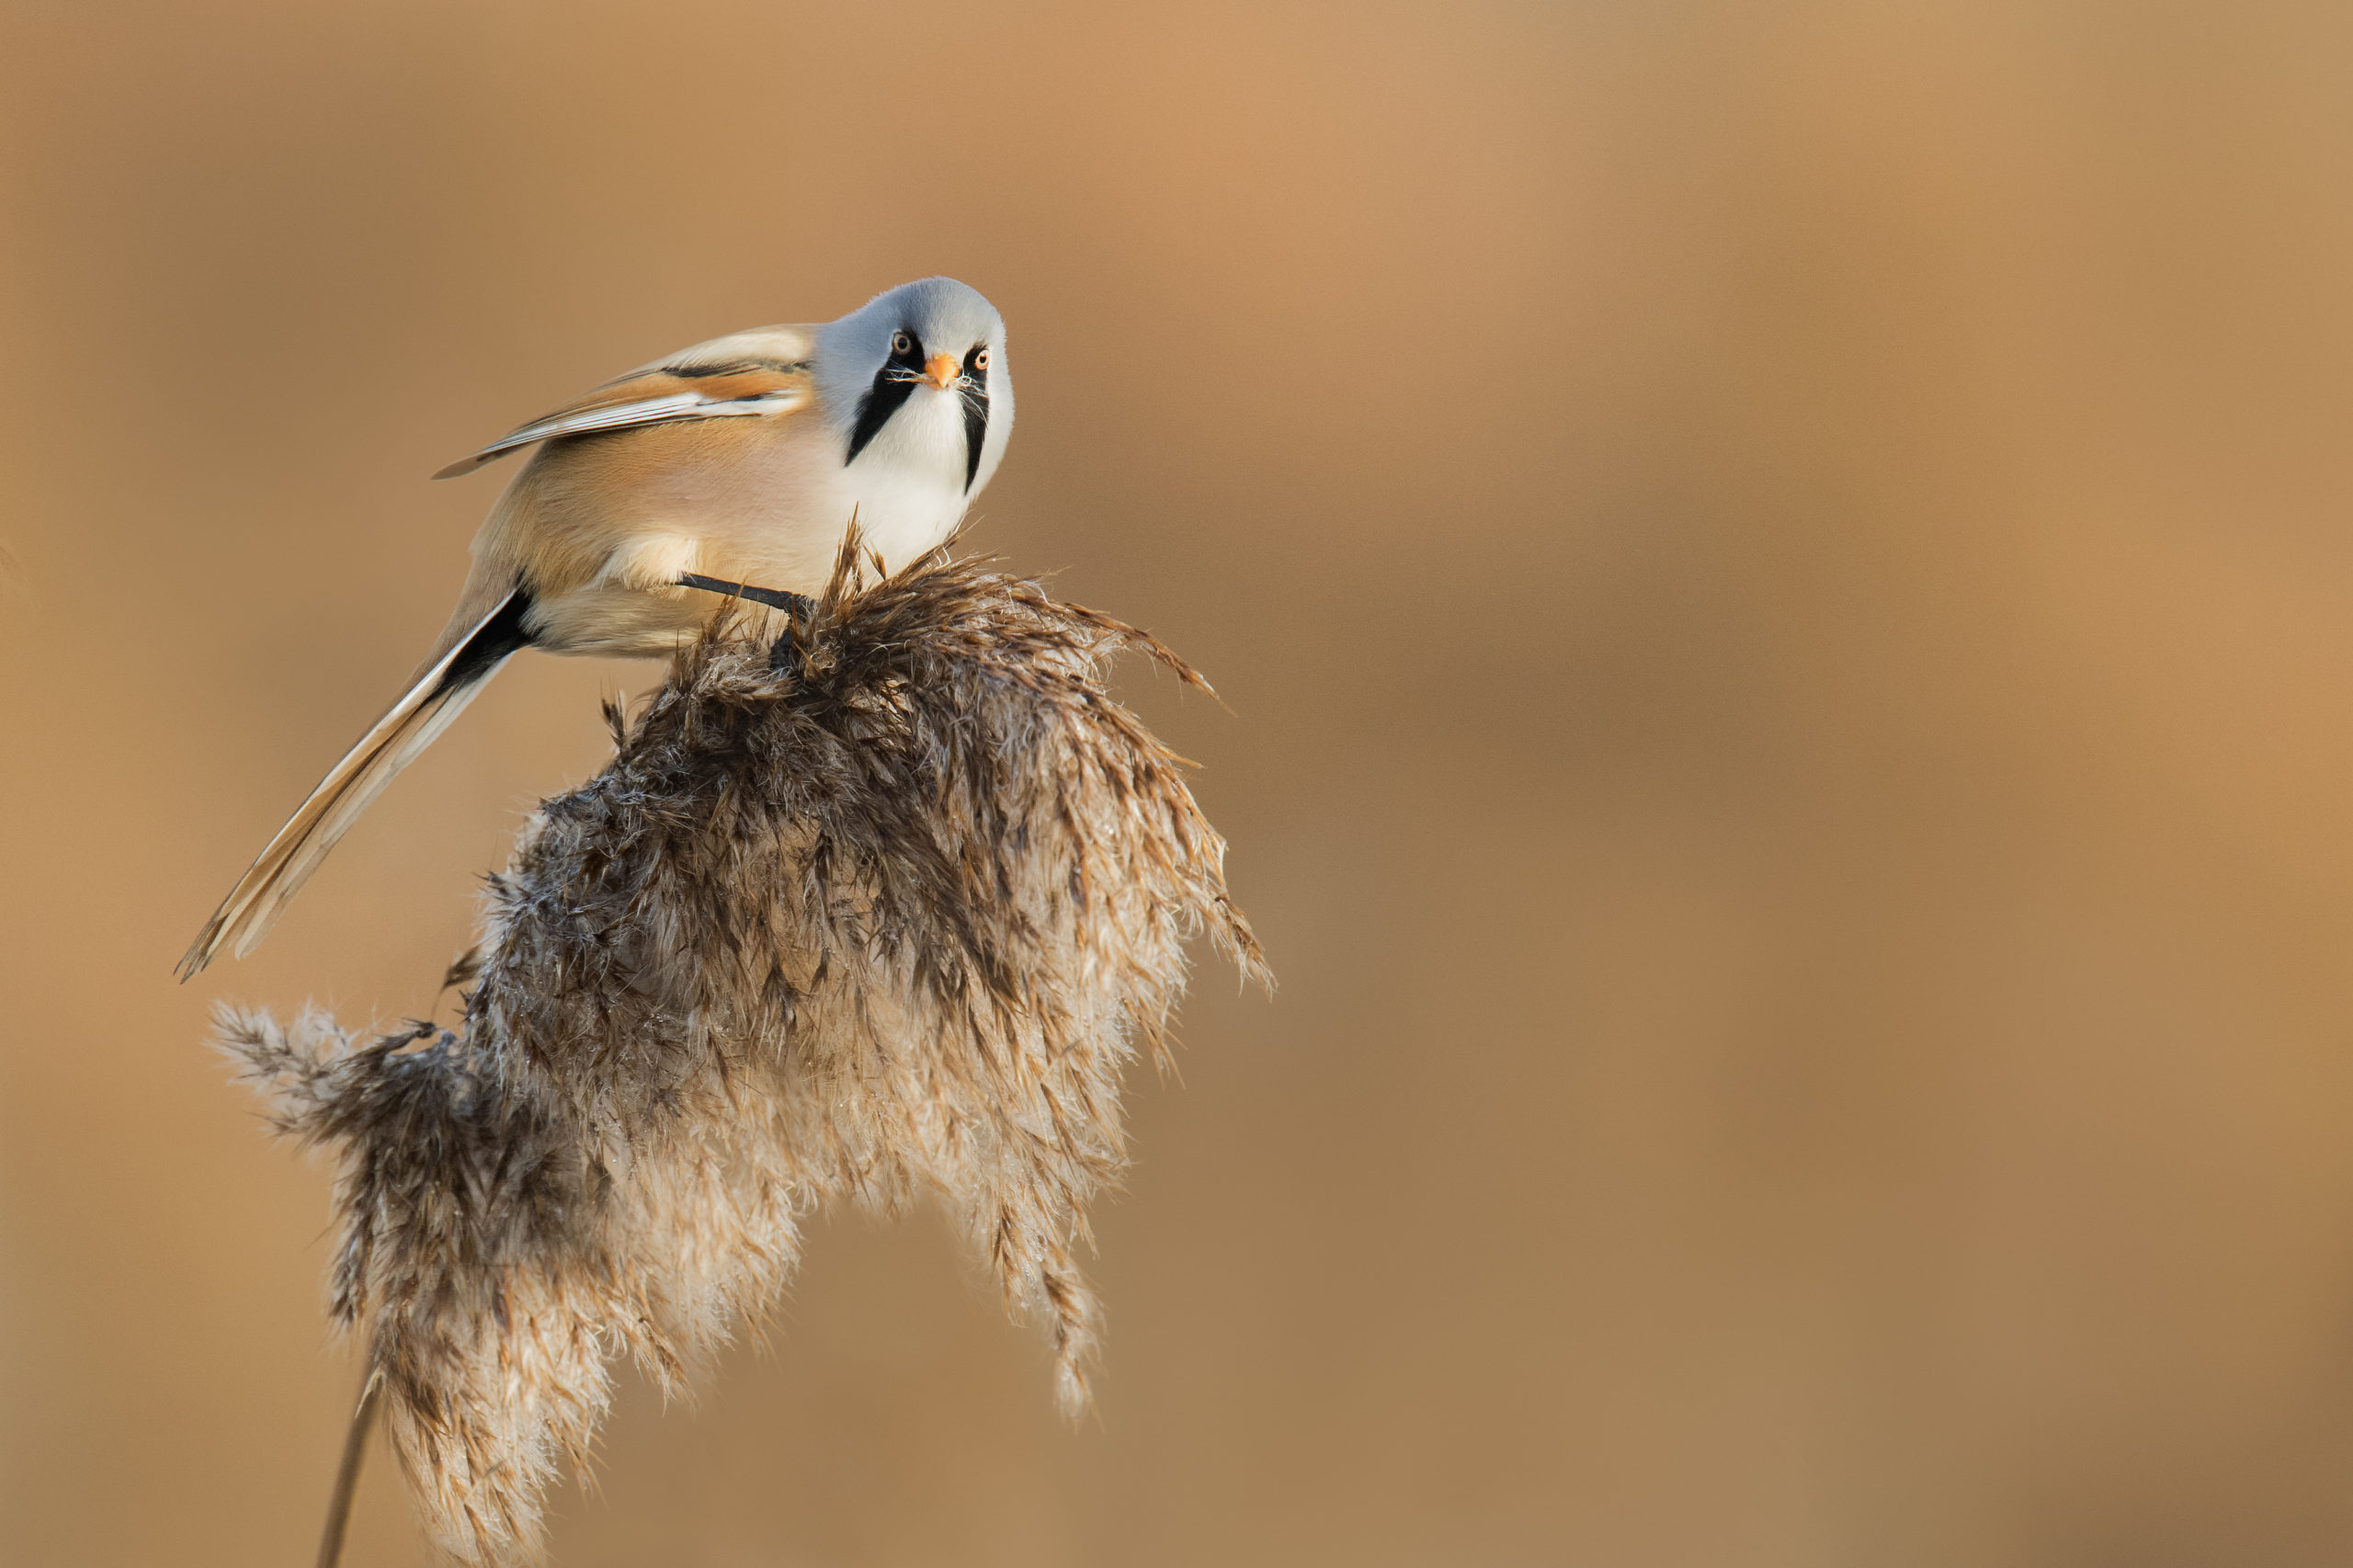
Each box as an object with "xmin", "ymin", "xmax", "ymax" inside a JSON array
[{"xmin": 213, "ymin": 538, "xmax": 1268, "ymax": 1565}]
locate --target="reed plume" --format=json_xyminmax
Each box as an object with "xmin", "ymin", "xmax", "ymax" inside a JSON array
[{"xmin": 214, "ymin": 538, "xmax": 1267, "ymax": 1564}]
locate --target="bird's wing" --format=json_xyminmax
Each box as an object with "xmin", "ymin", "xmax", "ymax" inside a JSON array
[{"xmin": 431, "ymin": 326, "xmax": 818, "ymax": 480}]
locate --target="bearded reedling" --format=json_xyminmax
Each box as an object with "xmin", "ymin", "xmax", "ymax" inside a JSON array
[{"xmin": 181, "ymin": 278, "xmax": 1014, "ymax": 976}]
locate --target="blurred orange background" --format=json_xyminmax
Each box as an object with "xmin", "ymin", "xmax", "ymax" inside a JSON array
[{"xmin": 10, "ymin": 1, "xmax": 2353, "ymax": 1562}]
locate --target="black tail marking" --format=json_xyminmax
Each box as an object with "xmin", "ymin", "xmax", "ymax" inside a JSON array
[{"xmin": 437, "ymin": 586, "xmax": 535, "ymax": 699}]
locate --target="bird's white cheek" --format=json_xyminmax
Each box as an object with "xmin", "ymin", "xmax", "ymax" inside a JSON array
[{"xmin": 839, "ymin": 391, "xmax": 979, "ymax": 566}]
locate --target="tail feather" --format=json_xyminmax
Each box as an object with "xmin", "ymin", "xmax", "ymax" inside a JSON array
[{"xmin": 178, "ymin": 588, "xmax": 533, "ymax": 979}]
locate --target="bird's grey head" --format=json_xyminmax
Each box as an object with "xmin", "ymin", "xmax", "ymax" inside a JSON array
[{"xmin": 816, "ymin": 277, "xmax": 1014, "ymax": 496}]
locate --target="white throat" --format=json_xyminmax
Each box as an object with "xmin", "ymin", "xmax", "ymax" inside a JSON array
[{"xmin": 837, "ymin": 386, "xmax": 972, "ymax": 569}]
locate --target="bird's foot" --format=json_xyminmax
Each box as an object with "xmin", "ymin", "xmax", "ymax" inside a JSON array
[{"xmin": 676, "ymin": 574, "xmax": 813, "ymax": 673}]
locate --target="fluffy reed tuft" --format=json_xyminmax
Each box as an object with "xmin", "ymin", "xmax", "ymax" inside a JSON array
[{"xmin": 214, "ymin": 540, "xmax": 1267, "ymax": 1564}]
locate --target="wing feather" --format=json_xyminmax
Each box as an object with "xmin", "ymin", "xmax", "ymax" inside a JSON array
[{"xmin": 432, "ymin": 326, "xmax": 817, "ymax": 480}]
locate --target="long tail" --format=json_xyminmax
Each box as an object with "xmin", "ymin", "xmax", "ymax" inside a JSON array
[{"xmin": 178, "ymin": 588, "xmax": 534, "ymax": 979}]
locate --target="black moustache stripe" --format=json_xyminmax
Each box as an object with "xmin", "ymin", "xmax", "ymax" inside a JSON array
[
  {"xmin": 845, "ymin": 368, "xmax": 916, "ymax": 466},
  {"xmin": 844, "ymin": 331, "xmax": 993, "ymax": 483},
  {"xmin": 845, "ymin": 327, "xmax": 926, "ymax": 466},
  {"xmin": 961, "ymin": 382, "xmax": 989, "ymax": 492},
  {"xmin": 960, "ymin": 343, "xmax": 993, "ymax": 492}
]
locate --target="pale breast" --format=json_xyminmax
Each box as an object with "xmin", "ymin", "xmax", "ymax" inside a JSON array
[
  {"xmin": 477, "ymin": 392, "xmax": 969, "ymax": 658},
  {"xmin": 831, "ymin": 384, "xmax": 979, "ymax": 566}
]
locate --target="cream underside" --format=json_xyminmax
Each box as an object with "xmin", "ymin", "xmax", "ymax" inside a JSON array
[{"xmin": 481, "ymin": 383, "xmax": 974, "ymax": 658}]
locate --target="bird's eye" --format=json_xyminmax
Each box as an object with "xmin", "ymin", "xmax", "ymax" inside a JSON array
[
  {"xmin": 890, "ymin": 330, "xmax": 914, "ymax": 357},
  {"xmin": 972, "ymin": 347, "xmax": 991, "ymax": 372}
]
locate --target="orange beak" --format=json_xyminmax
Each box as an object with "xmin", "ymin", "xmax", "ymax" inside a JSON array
[{"xmin": 922, "ymin": 353, "xmax": 960, "ymax": 390}]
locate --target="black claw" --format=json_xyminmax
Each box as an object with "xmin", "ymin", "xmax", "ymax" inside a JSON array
[{"xmin": 768, "ymin": 625, "xmax": 800, "ymax": 673}]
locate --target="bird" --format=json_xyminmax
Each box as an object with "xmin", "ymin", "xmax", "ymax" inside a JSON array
[{"xmin": 179, "ymin": 276, "xmax": 1014, "ymax": 978}]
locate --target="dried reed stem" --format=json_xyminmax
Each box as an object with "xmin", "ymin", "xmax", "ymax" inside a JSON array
[
  {"xmin": 216, "ymin": 540, "xmax": 1267, "ymax": 1564},
  {"xmin": 315, "ymin": 1366, "xmax": 383, "ymax": 1568}
]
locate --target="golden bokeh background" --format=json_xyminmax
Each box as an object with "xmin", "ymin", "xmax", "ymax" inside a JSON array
[{"xmin": 9, "ymin": 1, "xmax": 2353, "ymax": 1562}]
